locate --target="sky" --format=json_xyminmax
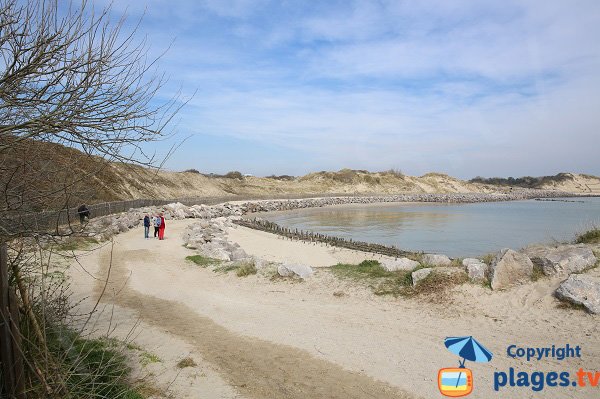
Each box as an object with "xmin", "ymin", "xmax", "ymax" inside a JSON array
[{"xmin": 96, "ymin": 0, "xmax": 600, "ymax": 178}]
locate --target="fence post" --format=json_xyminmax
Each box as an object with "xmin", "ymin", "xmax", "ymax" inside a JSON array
[{"xmin": 0, "ymin": 242, "xmax": 16, "ymax": 397}]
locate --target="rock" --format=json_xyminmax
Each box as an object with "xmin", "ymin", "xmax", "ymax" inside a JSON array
[
  {"xmin": 462, "ymin": 258, "xmax": 488, "ymax": 283},
  {"xmin": 523, "ymin": 245, "xmax": 597, "ymax": 276},
  {"xmin": 231, "ymin": 248, "xmax": 248, "ymax": 261},
  {"xmin": 253, "ymin": 257, "xmax": 268, "ymax": 270},
  {"xmin": 412, "ymin": 268, "xmax": 433, "ymax": 285},
  {"xmin": 200, "ymin": 245, "xmax": 231, "ymax": 261},
  {"xmin": 411, "ymin": 267, "xmax": 464, "ymax": 286},
  {"xmin": 555, "ymin": 274, "xmax": 600, "ymax": 314},
  {"xmin": 422, "ymin": 253, "xmax": 452, "ymax": 267},
  {"xmin": 174, "ymin": 209, "xmax": 187, "ymax": 219},
  {"xmin": 489, "ymin": 249, "xmax": 534, "ymax": 290},
  {"xmin": 381, "ymin": 257, "xmax": 420, "ymax": 271},
  {"xmin": 277, "ymin": 263, "xmax": 314, "ymax": 279}
]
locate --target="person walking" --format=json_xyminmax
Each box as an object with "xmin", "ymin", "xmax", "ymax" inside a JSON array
[
  {"xmin": 153, "ymin": 214, "xmax": 161, "ymax": 238},
  {"xmin": 158, "ymin": 213, "xmax": 166, "ymax": 240},
  {"xmin": 143, "ymin": 214, "xmax": 150, "ymax": 239},
  {"xmin": 77, "ymin": 204, "xmax": 90, "ymax": 224}
]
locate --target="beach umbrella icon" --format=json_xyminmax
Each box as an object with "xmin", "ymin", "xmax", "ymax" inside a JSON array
[
  {"xmin": 441, "ymin": 336, "xmax": 492, "ymax": 394},
  {"xmin": 444, "ymin": 336, "xmax": 493, "ymax": 367}
]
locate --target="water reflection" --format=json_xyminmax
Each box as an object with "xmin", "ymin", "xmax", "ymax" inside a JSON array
[{"xmin": 261, "ymin": 198, "xmax": 600, "ymax": 257}]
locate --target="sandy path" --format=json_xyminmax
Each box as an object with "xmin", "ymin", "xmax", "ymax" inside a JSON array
[
  {"xmin": 70, "ymin": 219, "xmax": 600, "ymax": 399},
  {"xmin": 71, "ymin": 221, "xmax": 415, "ymax": 399}
]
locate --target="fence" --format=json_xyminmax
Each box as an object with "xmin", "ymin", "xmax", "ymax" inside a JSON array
[
  {"xmin": 234, "ymin": 218, "xmax": 416, "ymax": 258},
  {"xmin": 0, "ymin": 192, "xmax": 364, "ymax": 236},
  {"xmin": 0, "ymin": 242, "xmax": 25, "ymax": 399}
]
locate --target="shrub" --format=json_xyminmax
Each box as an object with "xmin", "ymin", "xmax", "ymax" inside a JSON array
[
  {"xmin": 224, "ymin": 171, "xmax": 243, "ymax": 179},
  {"xmin": 236, "ymin": 261, "xmax": 257, "ymax": 277},
  {"xmin": 177, "ymin": 357, "xmax": 197, "ymax": 369},
  {"xmin": 575, "ymin": 228, "xmax": 600, "ymax": 244},
  {"xmin": 381, "ymin": 168, "xmax": 404, "ymax": 178},
  {"xmin": 182, "ymin": 168, "xmax": 201, "ymax": 174}
]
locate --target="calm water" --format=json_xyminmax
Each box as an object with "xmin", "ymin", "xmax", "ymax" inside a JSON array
[{"xmin": 261, "ymin": 198, "xmax": 600, "ymax": 257}]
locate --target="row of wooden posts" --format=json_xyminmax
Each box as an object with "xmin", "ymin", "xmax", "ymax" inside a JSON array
[
  {"xmin": 0, "ymin": 242, "xmax": 26, "ymax": 398},
  {"xmin": 234, "ymin": 218, "xmax": 414, "ymax": 258}
]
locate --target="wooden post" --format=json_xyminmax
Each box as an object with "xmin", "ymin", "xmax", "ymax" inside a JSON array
[
  {"xmin": 0, "ymin": 241, "xmax": 16, "ymax": 397},
  {"xmin": 0, "ymin": 243, "xmax": 26, "ymax": 399}
]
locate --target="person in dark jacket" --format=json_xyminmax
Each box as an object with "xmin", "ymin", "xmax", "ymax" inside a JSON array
[
  {"xmin": 143, "ymin": 214, "xmax": 150, "ymax": 239},
  {"xmin": 77, "ymin": 204, "xmax": 90, "ymax": 224}
]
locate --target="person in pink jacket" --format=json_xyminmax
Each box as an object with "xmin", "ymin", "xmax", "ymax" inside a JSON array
[{"xmin": 158, "ymin": 213, "xmax": 166, "ymax": 240}]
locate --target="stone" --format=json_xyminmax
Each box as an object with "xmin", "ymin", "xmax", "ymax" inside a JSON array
[
  {"xmin": 411, "ymin": 268, "xmax": 433, "ymax": 285},
  {"xmin": 555, "ymin": 274, "xmax": 600, "ymax": 314},
  {"xmin": 489, "ymin": 249, "xmax": 534, "ymax": 290},
  {"xmin": 422, "ymin": 253, "xmax": 452, "ymax": 267},
  {"xmin": 462, "ymin": 258, "xmax": 488, "ymax": 283},
  {"xmin": 231, "ymin": 248, "xmax": 248, "ymax": 261},
  {"xmin": 381, "ymin": 257, "xmax": 420, "ymax": 272},
  {"xmin": 411, "ymin": 267, "xmax": 464, "ymax": 286},
  {"xmin": 523, "ymin": 245, "xmax": 597, "ymax": 276},
  {"xmin": 200, "ymin": 244, "xmax": 231, "ymax": 261},
  {"xmin": 277, "ymin": 263, "xmax": 314, "ymax": 279}
]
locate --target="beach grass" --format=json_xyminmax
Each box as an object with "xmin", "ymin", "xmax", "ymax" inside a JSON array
[
  {"xmin": 236, "ymin": 261, "xmax": 257, "ymax": 277},
  {"xmin": 186, "ymin": 254, "xmax": 222, "ymax": 267},
  {"xmin": 177, "ymin": 357, "xmax": 198, "ymax": 369},
  {"xmin": 53, "ymin": 236, "xmax": 99, "ymax": 251},
  {"xmin": 330, "ymin": 259, "xmax": 395, "ymax": 279},
  {"xmin": 575, "ymin": 228, "xmax": 600, "ymax": 244},
  {"xmin": 47, "ymin": 328, "xmax": 145, "ymax": 398}
]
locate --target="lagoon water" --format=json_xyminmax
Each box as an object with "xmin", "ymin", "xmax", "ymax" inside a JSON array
[{"xmin": 261, "ymin": 197, "xmax": 600, "ymax": 257}]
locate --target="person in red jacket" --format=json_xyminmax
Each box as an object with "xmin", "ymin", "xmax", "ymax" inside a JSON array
[{"xmin": 158, "ymin": 213, "xmax": 166, "ymax": 240}]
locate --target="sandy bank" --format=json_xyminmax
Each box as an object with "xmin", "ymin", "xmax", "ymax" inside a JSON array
[{"xmin": 68, "ymin": 219, "xmax": 600, "ymax": 399}]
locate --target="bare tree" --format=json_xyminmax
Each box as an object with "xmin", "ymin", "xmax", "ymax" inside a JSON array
[
  {"xmin": 0, "ymin": 0, "xmax": 183, "ymax": 229},
  {"xmin": 0, "ymin": 1, "xmax": 184, "ymax": 397}
]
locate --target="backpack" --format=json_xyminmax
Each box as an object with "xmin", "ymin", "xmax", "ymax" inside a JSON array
[{"xmin": 156, "ymin": 217, "xmax": 161, "ymax": 227}]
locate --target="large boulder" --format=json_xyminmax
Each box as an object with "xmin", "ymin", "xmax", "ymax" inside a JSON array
[
  {"xmin": 381, "ymin": 257, "xmax": 420, "ymax": 272},
  {"xmin": 411, "ymin": 267, "xmax": 465, "ymax": 286},
  {"xmin": 523, "ymin": 245, "xmax": 597, "ymax": 276},
  {"xmin": 422, "ymin": 254, "xmax": 452, "ymax": 267},
  {"xmin": 555, "ymin": 275, "xmax": 600, "ymax": 314},
  {"xmin": 488, "ymin": 249, "xmax": 534, "ymax": 290},
  {"xmin": 277, "ymin": 263, "xmax": 314, "ymax": 279},
  {"xmin": 462, "ymin": 258, "xmax": 488, "ymax": 283}
]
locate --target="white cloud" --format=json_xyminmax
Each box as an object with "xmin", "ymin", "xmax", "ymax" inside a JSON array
[{"xmin": 90, "ymin": 0, "xmax": 600, "ymax": 176}]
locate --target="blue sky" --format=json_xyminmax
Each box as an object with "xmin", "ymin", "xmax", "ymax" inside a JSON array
[{"xmin": 98, "ymin": 0, "xmax": 600, "ymax": 178}]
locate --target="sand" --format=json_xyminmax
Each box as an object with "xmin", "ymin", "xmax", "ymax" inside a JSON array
[{"xmin": 68, "ymin": 219, "xmax": 600, "ymax": 399}]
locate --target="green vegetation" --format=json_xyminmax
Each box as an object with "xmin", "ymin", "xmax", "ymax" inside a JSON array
[
  {"xmin": 53, "ymin": 236, "xmax": 99, "ymax": 251},
  {"xmin": 186, "ymin": 254, "xmax": 222, "ymax": 267},
  {"xmin": 265, "ymin": 174, "xmax": 295, "ymax": 181},
  {"xmin": 139, "ymin": 351, "xmax": 162, "ymax": 367},
  {"xmin": 575, "ymin": 228, "xmax": 600, "ymax": 244},
  {"xmin": 331, "ymin": 260, "xmax": 412, "ymax": 296},
  {"xmin": 482, "ymin": 253, "xmax": 496, "ymax": 266},
  {"xmin": 213, "ymin": 264, "xmax": 241, "ymax": 273},
  {"xmin": 331, "ymin": 259, "xmax": 469, "ymax": 298},
  {"xmin": 177, "ymin": 357, "xmax": 197, "ymax": 369},
  {"xmin": 331, "ymin": 259, "xmax": 395, "ymax": 279},
  {"xmin": 46, "ymin": 328, "xmax": 144, "ymax": 398},
  {"xmin": 469, "ymin": 173, "xmax": 573, "ymax": 188},
  {"xmin": 531, "ymin": 266, "xmax": 546, "ymax": 282},
  {"xmin": 236, "ymin": 261, "xmax": 257, "ymax": 277}
]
